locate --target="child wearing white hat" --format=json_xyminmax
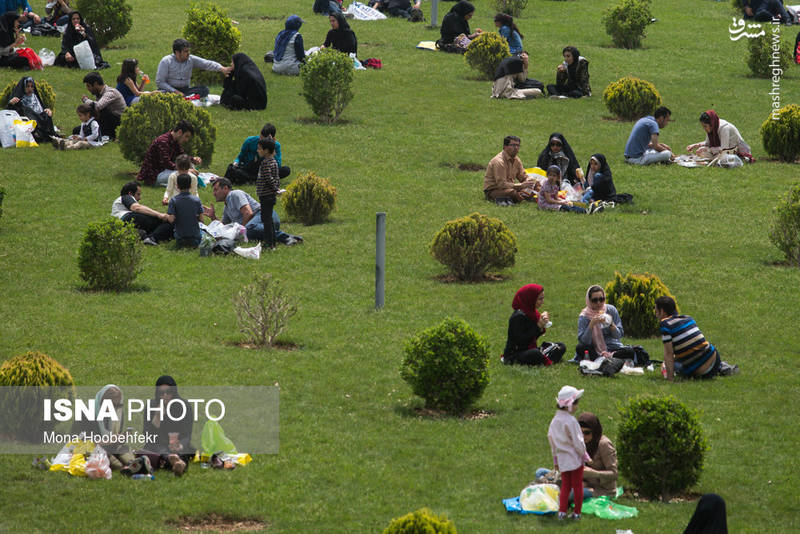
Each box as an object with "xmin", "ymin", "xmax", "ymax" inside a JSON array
[{"xmin": 547, "ymin": 385, "xmax": 591, "ymax": 520}]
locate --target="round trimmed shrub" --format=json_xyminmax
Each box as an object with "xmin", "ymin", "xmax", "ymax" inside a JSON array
[
  {"xmin": 117, "ymin": 92, "xmax": 216, "ymax": 167},
  {"xmin": 430, "ymin": 212, "xmax": 517, "ymax": 281},
  {"xmin": 0, "ymin": 351, "xmax": 75, "ymax": 442},
  {"xmin": 602, "ymin": 76, "xmax": 662, "ymax": 120},
  {"xmin": 383, "ymin": 508, "xmax": 458, "ymax": 534},
  {"xmin": 282, "ymin": 171, "xmax": 337, "ymax": 225},
  {"xmin": 464, "ymin": 32, "xmax": 510, "ymax": 80},
  {"xmin": 617, "ymin": 396, "xmax": 708, "ymax": 502},
  {"xmin": 74, "ymin": 0, "xmax": 133, "ymax": 48},
  {"xmin": 493, "ymin": 0, "xmax": 527, "ymax": 17},
  {"xmin": 78, "ymin": 218, "xmax": 142, "ymax": 291},
  {"xmin": 300, "ymin": 48, "xmax": 354, "ymax": 123},
  {"xmin": 400, "ymin": 317, "xmax": 490, "ymax": 414},
  {"xmin": 603, "ymin": 0, "xmax": 653, "ymax": 49},
  {"xmin": 182, "ymin": 2, "xmax": 241, "ymax": 86},
  {"xmin": 0, "ymin": 79, "xmax": 56, "ymax": 111},
  {"xmin": 604, "ymin": 272, "xmax": 677, "ymax": 338},
  {"xmin": 769, "ymin": 183, "xmax": 800, "ymax": 267},
  {"xmin": 760, "ymin": 103, "xmax": 800, "ymax": 162},
  {"xmin": 747, "ymin": 32, "xmax": 792, "ymax": 78}
]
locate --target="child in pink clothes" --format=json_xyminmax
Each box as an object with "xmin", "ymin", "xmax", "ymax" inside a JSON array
[{"xmin": 547, "ymin": 385, "xmax": 591, "ymax": 520}]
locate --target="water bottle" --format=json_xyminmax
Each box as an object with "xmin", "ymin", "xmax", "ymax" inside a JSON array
[
  {"xmin": 131, "ymin": 474, "xmax": 154, "ymax": 480},
  {"xmin": 583, "ymin": 350, "xmax": 589, "ymax": 361},
  {"xmin": 661, "ymin": 362, "xmax": 667, "ymax": 378}
]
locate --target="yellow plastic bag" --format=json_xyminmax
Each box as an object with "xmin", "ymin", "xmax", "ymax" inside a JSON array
[
  {"xmin": 232, "ymin": 453, "xmax": 252, "ymax": 466},
  {"xmin": 67, "ymin": 453, "xmax": 87, "ymax": 477},
  {"xmin": 13, "ymin": 119, "xmax": 37, "ymax": 148}
]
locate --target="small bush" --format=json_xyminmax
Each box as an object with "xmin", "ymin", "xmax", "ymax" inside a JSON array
[
  {"xmin": 760, "ymin": 103, "xmax": 800, "ymax": 162},
  {"xmin": 74, "ymin": 0, "xmax": 133, "ymax": 48},
  {"xmin": 464, "ymin": 32, "xmax": 510, "ymax": 80},
  {"xmin": 400, "ymin": 317, "xmax": 490, "ymax": 414},
  {"xmin": 233, "ymin": 274, "xmax": 297, "ymax": 348},
  {"xmin": 0, "ymin": 79, "xmax": 56, "ymax": 112},
  {"xmin": 747, "ymin": 31, "xmax": 792, "ymax": 78},
  {"xmin": 383, "ymin": 508, "xmax": 458, "ymax": 534},
  {"xmin": 282, "ymin": 171, "xmax": 337, "ymax": 225},
  {"xmin": 78, "ymin": 218, "xmax": 142, "ymax": 291},
  {"xmin": 300, "ymin": 48, "xmax": 354, "ymax": 123},
  {"xmin": 117, "ymin": 92, "xmax": 216, "ymax": 167},
  {"xmin": 430, "ymin": 212, "xmax": 516, "ymax": 281},
  {"xmin": 769, "ymin": 183, "xmax": 800, "ymax": 266},
  {"xmin": 602, "ymin": 76, "xmax": 662, "ymax": 120},
  {"xmin": 603, "ymin": 0, "xmax": 653, "ymax": 49},
  {"xmin": 182, "ymin": 2, "xmax": 241, "ymax": 86},
  {"xmin": 617, "ymin": 396, "xmax": 708, "ymax": 502},
  {"xmin": 605, "ymin": 272, "xmax": 677, "ymax": 338},
  {"xmin": 0, "ymin": 351, "xmax": 75, "ymax": 442},
  {"xmin": 493, "ymin": 0, "xmax": 527, "ymax": 17}
]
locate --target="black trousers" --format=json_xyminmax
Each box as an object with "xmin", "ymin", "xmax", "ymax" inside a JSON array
[
  {"xmin": 506, "ymin": 342, "xmax": 566, "ymax": 366},
  {"xmin": 122, "ymin": 212, "xmax": 173, "ymax": 243},
  {"xmin": 225, "ymin": 160, "xmax": 291, "ymax": 184}
]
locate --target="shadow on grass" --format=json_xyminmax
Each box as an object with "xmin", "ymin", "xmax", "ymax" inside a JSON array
[
  {"xmin": 114, "ymin": 171, "xmax": 137, "ymax": 182},
  {"xmin": 226, "ymin": 339, "xmax": 300, "ymax": 351},
  {"xmin": 166, "ymin": 513, "xmax": 268, "ymax": 532},
  {"xmin": 74, "ymin": 283, "xmax": 151, "ymax": 294},
  {"xmin": 433, "ymin": 273, "xmax": 510, "ymax": 283},
  {"xmin": 295, "ymin": 117, "xmax": 357, "ymax": 126},
  {"xmin": 439, "ymin": 161, "xmax": 485, "ymax": 172},
  {"xmin": 394, "ymin": 402, "xmax": 496, "ymax": 420}
]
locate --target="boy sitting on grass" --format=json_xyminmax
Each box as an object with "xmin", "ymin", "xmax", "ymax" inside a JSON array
[{"xmin": 165, "ymin": 173, "xmax": 204, "ymax": 249}]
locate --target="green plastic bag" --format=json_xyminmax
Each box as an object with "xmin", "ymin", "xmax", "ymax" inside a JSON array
[
  {"xmin": 581, "ymin": 496, "xmax": 639, "ymax": 519},
  {"xmin": 201, "ymin": 420, "xmax": 238, "ymax": 455}
]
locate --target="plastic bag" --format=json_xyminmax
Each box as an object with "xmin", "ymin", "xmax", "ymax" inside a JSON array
[
  {"xmin": 38, "ymin": 47, "xmax": 55, "ymax": 66},
  {"xmin": 0, "ymin": 109, "xmax": 20, "ymax": 148},
  {"xmin": 67, "ymin": 453, "xmax": 87, "ymax": 476},
  {"xmin": 233, "ymin": 243, "xmax": 261, "ymax": 260},
  {"xmin": 201, "ymin": 420, "xmax": 238, "ymax": 455},
  {"xmin": 519, "ymin": 483, "xmax": 560, "ymax": 513},
  {"xmin": 73, "ymin": 40, "xmax": 96, "ymax": 70},
  {"xmin": 13, "ymin": 118, "xmax": 38, "ymax": 147},
  {"xmin": 344, "ymin": 1, "xmax": 386, "ymax": 20},
  {"xmin": 582, "ymin": 496, "xmax": 639, "ymax": 519},
  {"xmin": 204, "ymin": 220, "xmax": 247, "ymax": 241},
  {"xmin": 16, "ymin": 47, "xmax": 43, "ymax": 70},
  {"xmin": 715, "ymin": 153, "xmax": 743, "ymax": 168},
  {"xmin": 84, "ymin": 445, "xmax": 112, "ymax": 479}
]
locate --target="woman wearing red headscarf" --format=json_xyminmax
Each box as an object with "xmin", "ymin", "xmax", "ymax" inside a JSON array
[
  {"xmin": 502, "ymin": 284, "xmax": 566, "ymax": 365},
  {"xmin": 686, "ymin": 110, "xmax": 753, "ymax": 163}
]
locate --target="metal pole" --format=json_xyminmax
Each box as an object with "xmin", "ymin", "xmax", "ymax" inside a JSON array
[
  {"xmin": 375, "ymin": 212, "xmax": 386, "ymax": 310},
  {"xmin": 429, "ymin": 0, "xmax": 439, "ymax": 28}
]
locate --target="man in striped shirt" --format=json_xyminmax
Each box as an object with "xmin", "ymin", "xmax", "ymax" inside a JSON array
[{"xmin": 655, "ymin": 296, "xmax": 737, "ymax": 381}]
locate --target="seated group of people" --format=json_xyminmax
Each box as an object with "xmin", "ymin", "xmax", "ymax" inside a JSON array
[
  {"xmin": 501, "ymin": 283, "xmax": 738, "ymax": 380},
  {"xmin": 492, "ymin": 46, "xmax": 590, "ymax": 100},
  {"xmin": 269, "ymin": 13, "xmax": 358, "ymax": 76}
]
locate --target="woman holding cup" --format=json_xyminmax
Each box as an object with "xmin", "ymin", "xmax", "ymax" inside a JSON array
[
  {"xmin": 502, "ymin": 283, "xmax": 566, "ymax": 366},
  {"xmin": 575, "ymin": 285, "xmax": 625, "ymax": 361}
]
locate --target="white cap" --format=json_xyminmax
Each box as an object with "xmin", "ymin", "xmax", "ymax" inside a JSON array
[{"xmin": 556, "ymin": 385, "xmax": 584, "ymax": 409}]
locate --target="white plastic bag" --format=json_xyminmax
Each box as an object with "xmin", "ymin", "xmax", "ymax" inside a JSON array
[
  {"xmin": 351, "ymin": 53, "xmax": 366, "ymax": 70},
  {"xmin": 520, "ymin": 483, "xmax": 560, "ymax": 512},
  {"xmin": 715, "ymin": 153, "xmax": 743, "ymax": 168},
  {"xmin": 73, "ymin": 40, "xmax": 96, "ymax": 70},
  {"xmin": 345, "ymin": 1, "xmax": 387, "ymax": 20},
  {"xmin": 84, "ymin": 445, "xmax": 112, "ymax": 480},
  {"xmin": 204, "ymin": 220, "xmax": 247, "ymax": 241},
  {"xmin": 13, "ymin": 118, "xmax": 37, "ymax": 147},
  {"xmin": 38, "ymin": 47, "xmax": 55, "ymax": 66},
  {"xmin": 233, "ymin": 243, "xmax": 261, "ymax": 260},
  {"xmin": 0, "ymin": 109, "xmax": 20, "ymax": 148}
]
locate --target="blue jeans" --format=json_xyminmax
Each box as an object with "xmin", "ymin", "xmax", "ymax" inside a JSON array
[
  {"xmin": 625, "ymin": 149, "xmax": 672, "ymax": 165},
  {"xmin": 582, "ymin": 187, "xmax": 594, "ymax": 203},
  {"xmin": 244, "ymin": 210, "xmax": 291, "ymax": 243}
]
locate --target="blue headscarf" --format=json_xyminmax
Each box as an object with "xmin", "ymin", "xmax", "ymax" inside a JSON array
[{"xmin": 274, "ymin": 15, "xmax": 303, "ymax": 62}]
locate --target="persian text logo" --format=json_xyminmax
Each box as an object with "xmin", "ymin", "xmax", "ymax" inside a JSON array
[{"xmin": 729, "ymin": 17, "xmax": 764, "ymax": 40}]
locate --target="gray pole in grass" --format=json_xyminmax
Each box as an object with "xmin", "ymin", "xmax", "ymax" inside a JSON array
[
  {"xmin": 376, "ymin": 212, "xmax": 386, "ymax": 309},
  {"xmin": 429, "ymin": 0, "xmax": 439, "ymax": 28}
]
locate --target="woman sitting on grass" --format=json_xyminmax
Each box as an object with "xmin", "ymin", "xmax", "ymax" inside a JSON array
[
  {"xmin": 115, "ymin": 58, "xmax": 151, "ymax": 106},
  {"xmin": 494, "ymin": 13, "xmax": 523, "ymax": 55},
  {"xmin": 581, "ymin": 153, "xmax": 616, "ymax": 205},
  {"xmin": 54, "ymin": 11, "xmax": 108, "ymax": 69},
  {"xmin": 139, "ymin": 375, "xmax": 194, "ymax": 477},
  {"xmin": 686, "ymin": 110, "xmax": 753, "ymax": 163},
  {"xmin": 501, "ymin": 283, "xmax": 566, "ymax": 365},
  {"xmin": 536, "ymin": 133, "xmax": 583, "ymax": 186},
  {"xmin": 6, "ymin": 76, "xmax": 57, "ymax": 142},
  {"xmin": 322, "ymin": 12, "xmax": 357, "ymax": 55},
  {"xmin": 575, "ymin": 285, "xmax": 626, "ymax": 360},
  {"xmin": 0, "ymin": 12, "xmax": 29, "ymax": 69},
  {"xmin": 272, "ymin": 15, "xmax": 306, "ymax": 76},
  {"xmin": 491, "ymin": 52, "xmax": 542, "ymax": 99},
  {"xmin": 546, "ymin": 46, "xmax": 590, "ymax": 99},
  {"xmin": 439, "ymin": 1, "xmax": 481, "ymax": 52}
]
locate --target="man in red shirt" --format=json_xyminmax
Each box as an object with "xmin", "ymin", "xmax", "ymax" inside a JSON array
[{"xmin": 137, "ymin": 120, "xmax": 201, "ymax": 186}]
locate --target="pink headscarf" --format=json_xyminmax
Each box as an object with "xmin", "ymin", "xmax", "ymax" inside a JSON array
[{"xmin": 580, "ymin": 285, "xmax": 609, "ymax": 356}]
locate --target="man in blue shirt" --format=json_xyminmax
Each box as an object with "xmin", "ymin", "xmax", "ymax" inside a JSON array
[{"xmin": 624, "ymin": 106, "xmax": 673, "ymax": 165}]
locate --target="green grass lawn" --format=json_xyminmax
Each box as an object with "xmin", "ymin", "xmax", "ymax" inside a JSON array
[{"xmin": 1, "ymin": 0, "xmax": 799, "ymax": 531}]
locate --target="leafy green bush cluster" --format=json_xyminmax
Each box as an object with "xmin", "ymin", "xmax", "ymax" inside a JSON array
[
  {"xmin": 182, "ymin": 2, "xmax": 241, "ymax": 86},
  {"xmin": 747, "ymin": 32, "xmax": 792, "ymax": 78},
  {"xmin": 430, "ymin": 212, "xmax": 516, "ymax": 281},
  {"xmin": 464, "ymin": 32, "xmax": 510, "ymax": 80},
  {"xmin": 383, "ymin": 508, "xmax": 458, "ymax": 534},
  {"xmin": 0, "ymin": 79, "xmax": 56, "ymax": 111},
  {"xmin": 117, "ymin": 92, "xmax": 216, "ymax": 166},
  {"xmin": 602, "ymin": 76, "xmax": 662, "ymax": 120},
  {"xmin": 282, "ymin": 171, "xmax": 337, "ymax": 225},
  {"xmin": 617, "ymin": 396, "xmax": 708, "ymax": 502},
  {"xmin": 760, "ymin": 103, "xmax": 800, "ymax": 162},
  {"xmin": 0, "ymin": 351, "xmax": 75, "ymax": 442},
  {"xmin": 300, "ymin": 48, "xmax": 354, "ymax": 123},
  {"xmin": 769, "ymin": 183, "xmax": 800, "ymax": 267},
  {"xmin": 74, "ymin": 0, "xmax": 133, "ymax": 48},
  {"xmin": 401, "ymin": 317, "xmax": 490, "ymax": 414},
  {"xmin": 233, "ymin": 274, "xmax": 298, "ymax": 348},
  {"xmin": 77, "ymin": 218, "xmax": 142, "ymax": 291},
  {"xmin": 603, "ymin": 0, "xmax": 653, "ymax": 49},
  {"xmin": 493, "ymin": 0, "xmax": 527, "ymax": 18},
  {"xmin": 605, "ymin": 272, "xmax": 676, "ymax": 338}
]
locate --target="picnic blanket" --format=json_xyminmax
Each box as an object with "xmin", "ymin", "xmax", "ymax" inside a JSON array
[
  {"xmin": 416, "ymin": 41, "xmax": 437, "ymax": 51},
  {"xmin": 345, "ymin": 2, "xmax": 386, "ymax": 20}
]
